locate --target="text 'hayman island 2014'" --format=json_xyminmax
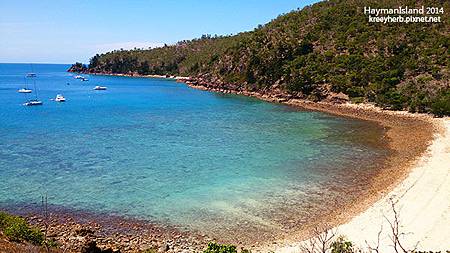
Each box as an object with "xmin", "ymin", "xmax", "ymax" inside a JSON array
[{"xmin": 363, "ymin": 6, "xmax": 444, "ymax": 23}]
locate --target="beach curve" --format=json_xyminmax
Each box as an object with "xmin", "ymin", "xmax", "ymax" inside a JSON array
[{"xmin": 272, "ymin": 116, "xmax": 450, "ymax": 252}]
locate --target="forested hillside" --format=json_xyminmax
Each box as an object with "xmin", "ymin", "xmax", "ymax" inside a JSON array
[{"xmin": 69, "ymin": 0, "xmax": 450, "ymax": 116}]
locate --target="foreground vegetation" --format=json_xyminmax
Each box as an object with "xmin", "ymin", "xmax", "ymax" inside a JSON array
[
  {"xmin": 70, "ymin": 0, "xmax": 449, "ymax": 116},
  {"xmin": 1, "ymin": 210, "xmax": 449, "ymax": 253},
  {"xmin": 0, "ymin": 211, "xmax": 44, "ymax": 245}
]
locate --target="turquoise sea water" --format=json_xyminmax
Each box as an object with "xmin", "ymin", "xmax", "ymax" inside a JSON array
[{"xmin": 0, "ymin": 63, "xmax": 388, "ymax": 241}]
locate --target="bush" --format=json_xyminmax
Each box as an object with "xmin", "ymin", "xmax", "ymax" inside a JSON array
[
  {"xmin": 203, "ymin": 242, "xmax": 250, "ymax": 253},
  {"xmin": 430, "ymin": 91, "xmax": 450, "ymax": 117},
  {"xmin": 350, "ymin": 97, "xmax": 364, "ymax": 104},
  {"xmin": 204, "ymin": 242, "xmax": 237, "ymax": 253},
  {"xmin": 0, "ymin": 212, "xmax": 8, "ymax": 228},
  {"xmin": 331, "ymin": 236, "xmax": 354, "ymax": 253},
  {"xmin": 0, "ymin": 212, "xmax": 44, "ymax": 245},
  {"xmin": 44, "ymin": 238, "xmax": 59, "ymax": 248}
]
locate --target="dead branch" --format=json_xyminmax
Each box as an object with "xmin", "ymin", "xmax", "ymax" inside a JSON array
[{"xmin": 299, "ymin": 224, "xmax": 336, "ymax": 253}]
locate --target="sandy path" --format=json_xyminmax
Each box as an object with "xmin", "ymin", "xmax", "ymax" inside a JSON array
[{"xmin": 273, "ymin": 118, "xmax": 450, "ymax": 252}]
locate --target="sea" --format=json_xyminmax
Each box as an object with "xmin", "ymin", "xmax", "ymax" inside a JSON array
[{"xmin": 0, "ymin": 63, "xmax": 389, "ymax": 242}]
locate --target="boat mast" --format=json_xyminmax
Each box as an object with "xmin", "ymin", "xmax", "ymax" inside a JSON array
[
  {"xmin": 23, "ymin": 76, "xmax": 28, "ymax": 89},
  {"xmin": 24, "ymin": 76, "xmax": 30, "ymax": 98},
  {"xmin": 29, "ymin": 64, "xmax": 38, "ymax": 100},
  {"xmin": 32, "ymin": 77, "xmax": 38, "ymax": 100}
]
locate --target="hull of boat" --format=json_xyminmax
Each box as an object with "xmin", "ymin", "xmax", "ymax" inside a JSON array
[{"xmin": 24, "ymin": 101, "xmax": 43, "ymax": 106}]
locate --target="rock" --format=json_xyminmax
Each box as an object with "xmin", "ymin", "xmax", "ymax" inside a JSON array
[
  {"xmin": 81, "ymin": 241, "xmax": 116, "ymax": 253},
  {"xmin": 158, "ymin": 243, "xmax": 170, "ymax": 252},
  {"xmin": 326, "ymin": 92, "xmax": 349, "ymax": 103},
  {"xmin": 76, "ymin": 227, "xmax": 95, "ymax": 236}
]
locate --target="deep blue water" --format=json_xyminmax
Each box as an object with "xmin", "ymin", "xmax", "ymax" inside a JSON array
[{"xmin": 0, "ymin": 63, "xmax": 387, "ymax": 240}]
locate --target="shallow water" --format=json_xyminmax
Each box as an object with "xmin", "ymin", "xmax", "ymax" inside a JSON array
[{"xmin": 0, "ymin": 63, "xmax": 388, "ymax": 242}]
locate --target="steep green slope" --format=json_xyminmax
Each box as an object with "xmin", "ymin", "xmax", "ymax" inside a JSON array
[{"xmin": 70, "ymin": 0, "xmax": 450, "ymax": 115}]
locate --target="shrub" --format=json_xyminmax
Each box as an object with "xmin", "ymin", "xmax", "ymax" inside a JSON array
[
  {"xmin": 331, "ymin": 236, "xmax": 354, "ymax": 253},
  {"xmin": 430, "ymin": 91, "xmax": 450, "ymax": 117},
  {"xmin": 350, "ymin": 97, "xmax": 364, "ymax": 104},
  {"xmin": 0, "ymin": 212, "xmax": 8, "ymax": 228},
  {"xmin": 0, "ymin": 212, "xmax": 44, "ymax": 245},
  {"xmin": 204, "ymin": 242, "xmax": 237, "ymax": 253},
  {"xmin": 44, "ymin": 238, "xmax": 59, "ymax": 248},
  {"xmin": 203, "ymin": 242, "xmax": 250, "ymax": 253}
]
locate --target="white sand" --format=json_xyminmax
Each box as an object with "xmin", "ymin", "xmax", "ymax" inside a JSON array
[{"xmin": 272, "ymin": 117, "xmax": 450, "ymax": 252}]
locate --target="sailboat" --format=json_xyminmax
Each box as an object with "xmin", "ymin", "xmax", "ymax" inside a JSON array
[
  {"xmin": 23, "ymin": 65, "xmax": 43, "ymax": 106},
  {"xmin": 18, "ymin": 77, "xmax": 32, "ymax": 93}
]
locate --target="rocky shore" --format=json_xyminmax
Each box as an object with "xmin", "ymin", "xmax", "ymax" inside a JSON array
[
  {"xmin": 67, "ymin": 68, "xmax": 350, "ymax": 105},
  {"xmin": 2, "ymin": 205, "xmax": 210, "ymax": 253}
]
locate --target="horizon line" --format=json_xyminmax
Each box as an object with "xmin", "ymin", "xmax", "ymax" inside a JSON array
[{"xmin": 0, "ymin": 62, "xmax": 74, "ymax": 65}]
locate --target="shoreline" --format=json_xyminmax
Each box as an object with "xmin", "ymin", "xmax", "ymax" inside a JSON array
[
  {"xmin": 8, "ymin": 71, "xmax": 445, "ymax": 251},
  {"xmin": 96, "ymin": 72, "xmax": 448, "ymax": 250},
  {"xmin": 74, "ymin": 72, "xmax": 444, "ymax": 249},
  {"xmin": 183, "ymin": 82, "xmax": 448, "ymax": 252}
]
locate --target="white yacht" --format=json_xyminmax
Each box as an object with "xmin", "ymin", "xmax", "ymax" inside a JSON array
[
  {"xmin": 55, "ymin": 94, "xmax": 66, "ymax": 102},
  {"xmin": 18, "ymin": 88, "xmax": 32, "ymax": 93},
  {"xmin": 94, "ymin": 86, "xmax": 107, "ymax": 90}
]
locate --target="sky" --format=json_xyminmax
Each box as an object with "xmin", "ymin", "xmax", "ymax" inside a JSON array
[{"xmin": 0, "ymin": 0, "xmax": 319, "ymax": 64}]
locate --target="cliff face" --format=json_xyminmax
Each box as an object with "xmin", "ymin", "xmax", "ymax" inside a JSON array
[{"xmin": 70, "ymin": 0, "xmax": 450, "ymax": 116}]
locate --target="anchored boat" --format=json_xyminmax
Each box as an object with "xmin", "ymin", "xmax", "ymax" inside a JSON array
[
  {"xmin": 23, "ymin": 99, "xmax": 43, "ymax": 106},
  {"xmin": 94, "ymin": 86, "xmax": 107, "ymax": 90},
  {"xmin": 23, "ymin": 65, "xmax": 43, "ymax": 106},
  {"xmin": 18, "ymin": 88, "xmax": 32, "ymax": 93},
  {"xmin": 54, "ymin": 94, "xmax": 66, "ymax": 102}
]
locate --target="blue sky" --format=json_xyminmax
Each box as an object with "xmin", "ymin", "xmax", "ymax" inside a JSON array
[{"xmin": 0, "ymin": 0, "xmax": 318, "ymax": 63}]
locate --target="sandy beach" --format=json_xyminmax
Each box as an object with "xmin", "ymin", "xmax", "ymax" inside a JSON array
[
  {"xmin": 271, "ymin": 114, "xmax": 450, "ymax": 252},
  {"xmin": 182, "ymin": 81, "xmax": 449, "ymax": 252}
]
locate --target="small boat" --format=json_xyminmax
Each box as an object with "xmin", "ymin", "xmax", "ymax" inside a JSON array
[
  {"xmin": 23, "ymin": 65, "xmax": 43, "ymax": 107},
  {"xmin": 74, "ymin": 75, "xmax": 84, "ymax": 79},
  {"xmin": 54, "ymin": 94, "xmax": 66, "ymax": 102},
  {"xmin": 18, "ymin": 88, "xmax": 32, "ymax": 93},
  {"xmin": 23, "ymin": 99, "xmax": 43, "ymax": 106},
  {"xmin": 27, "ymin": 73, "xmax": 37, "ymax": 78},
  {"xmin": 94, "ymin": 86, "xmax": 107, "ymax": 90}
]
